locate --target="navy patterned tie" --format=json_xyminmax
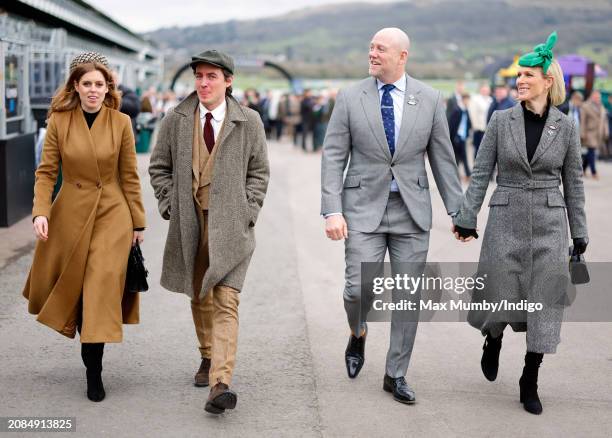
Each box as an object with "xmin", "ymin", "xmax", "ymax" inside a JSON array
[{"xmin": 381, "ymin": 84, "xmax": 396, "ymax": 156}]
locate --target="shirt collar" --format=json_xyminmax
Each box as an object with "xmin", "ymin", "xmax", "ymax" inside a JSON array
[
  {"xmin": 377, "ymin": 73, "xmax": 407, "ymax": 93},
  {"xmin": 199, "ymin": 99, "xmax": 226, "ymax": 122}
]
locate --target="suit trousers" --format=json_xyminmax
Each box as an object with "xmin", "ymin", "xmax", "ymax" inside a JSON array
[
  {"xmin": 191, "ymin": 209, "xmax": 240, "ymax": 386},
  {"xmin": 344, "ymin": 192, "xmax": 429, "ymax": 378}
]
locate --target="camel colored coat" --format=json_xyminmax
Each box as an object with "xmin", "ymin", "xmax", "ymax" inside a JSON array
[{"xmin": 23, "ymin": 106, "xmax": 146, "ymax": 343}]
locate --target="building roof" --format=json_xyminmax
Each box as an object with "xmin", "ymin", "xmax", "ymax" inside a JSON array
[{"xmin": 8, "ymin": 0, "xmax": 153, "ymax": 52}]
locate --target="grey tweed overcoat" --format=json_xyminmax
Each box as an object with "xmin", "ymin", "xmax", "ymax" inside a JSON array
[
  {"xmin": 454, "ymin": 104, "xmax": 588, "ymax": 353},
  {"xmin": 149, "ymin": 93, "xmax": 269, "ymax": 299}
]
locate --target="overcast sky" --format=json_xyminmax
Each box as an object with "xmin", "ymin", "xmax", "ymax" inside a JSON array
[{"xmin": 86, "ymin": 0, "xmax": 397, "ymax": 33}]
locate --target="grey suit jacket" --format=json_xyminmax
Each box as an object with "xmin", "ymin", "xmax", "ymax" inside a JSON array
[{"xmin": 321, "ymin": 75, "xmax": 462, "ymax": 232}]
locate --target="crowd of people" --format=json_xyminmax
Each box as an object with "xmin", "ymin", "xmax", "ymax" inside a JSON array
[
  {"xmin": 130, "ymin": 86, "xmax": 339, "ymax": 153},
  {"xmin": 238, "ymin": 87, "xmax": 337, "ymax": 152},
  {"xmin": 134, "ymin": 79, "xmax": 610, "ymax": 186}
]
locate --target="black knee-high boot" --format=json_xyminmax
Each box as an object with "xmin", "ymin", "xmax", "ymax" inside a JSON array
[
  {"xmin": 481, "ymin": 331, "xmax": 503, "ymax": 381},
  {"xmin": 81, "ymin": 343, "xmax": 105, "ymax": 402},
  {"xmin": 519, "ymin": 351, "xmax": 543, "ymax": 415}
]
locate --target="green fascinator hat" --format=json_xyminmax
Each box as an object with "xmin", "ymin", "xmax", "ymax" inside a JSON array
[{"xmin": 518, "ymin": 31, "xmax": 557, "ymax": 74}]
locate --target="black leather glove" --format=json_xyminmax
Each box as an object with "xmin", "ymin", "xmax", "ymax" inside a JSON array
[
  {"xmin": 455, "ymin": 225, "xmax": 479, "ymax": 239},
  {"xmin": 572, "ymin": 237, "xmax": 588, "ymax": 255}
]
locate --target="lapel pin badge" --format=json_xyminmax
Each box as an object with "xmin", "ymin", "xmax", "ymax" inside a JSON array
[
  {"xmin": 549, "ymin": 125, "xmax": 557, "ymax": 130},
  {"xmin": 407, "ymin": 95, "xmax": 417, "ymax": 105}
]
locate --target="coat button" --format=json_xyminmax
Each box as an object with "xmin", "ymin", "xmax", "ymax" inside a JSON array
[
  {"xmin": 76, "ymin": 182, "xmax": 82, "ymax": 189},
  {"xmin": 391, "ymin": 163, "xmax": 395, "ymax": 167},
  {"xmin": 96, "ymin": 182, "xmax": 102, "ymax": 189}
]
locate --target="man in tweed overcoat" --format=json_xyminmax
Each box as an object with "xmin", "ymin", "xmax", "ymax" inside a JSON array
[{"xmin": 149, "ymin": 50, "xmax": 269, "ymax": 414}]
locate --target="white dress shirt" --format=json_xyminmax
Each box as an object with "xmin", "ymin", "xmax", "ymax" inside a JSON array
[
  {"xmin": 199, "ymin": 99, "xmax": 226, "ymax": 141},
  {"xmin": 377, "ymin": 73, "xmax": 406, "ymax": 192}
]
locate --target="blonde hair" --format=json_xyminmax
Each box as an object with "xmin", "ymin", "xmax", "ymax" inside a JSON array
[
  {"xmin": 546, "ymin": 60, "xmax": 566, "ymax": 106},
  {"xmin": 48, "ymin": 62, "xmax": 121, "ymax": 118}
]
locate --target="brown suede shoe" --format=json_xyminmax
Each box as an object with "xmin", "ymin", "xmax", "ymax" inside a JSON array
[
  {"xmin": 204, "ymin": 383, "xmax": 237, "ymax": 414},
  {"xmin": 194, "ymin": 358, "xmax": 211, "ymax": 387}
]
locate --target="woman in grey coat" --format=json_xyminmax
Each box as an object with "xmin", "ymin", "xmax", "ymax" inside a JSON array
[{"xmin": 452, "ymin": 32, "xmax": 588, "ymax": 415}]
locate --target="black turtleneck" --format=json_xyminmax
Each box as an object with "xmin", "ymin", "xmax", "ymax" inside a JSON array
[
  {"xmin": 83, "ymin": 108, "xmax": 100, "ymax": 129},
  {"xmin": 522, "ymin": 101, "xmax": 549, "ymax": 163}
]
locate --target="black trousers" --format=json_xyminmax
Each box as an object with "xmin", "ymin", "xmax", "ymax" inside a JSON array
[{"xmin": 452, "ymin": 138, "xmax": 471, "ymax": 177}]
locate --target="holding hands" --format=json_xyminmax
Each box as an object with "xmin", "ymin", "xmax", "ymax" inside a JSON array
[{"xmin": 452, "ymin": 224, "xmax": 479, "ymax": 242}]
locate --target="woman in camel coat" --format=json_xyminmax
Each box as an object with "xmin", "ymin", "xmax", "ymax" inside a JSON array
[{"xmin": 23, "ymin": 52, "xmax": 145, "ymax": 402}]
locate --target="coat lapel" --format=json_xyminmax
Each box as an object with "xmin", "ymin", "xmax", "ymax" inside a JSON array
[
  {"xmin": 172, "ymin": 93, "xmax": 199, "ymax": 269},
  {"xmin": 394, "ymin": 75, "xmax": 422, "ymax": 160},
  {"xmin": 360, "ymin": 78, "xmax": 392, "ymax": 160},
  {"xmin": 529, "ymin": 106, "xmax": 562, "ymax": 166},
  {"xmin": 508, "ymin": 104, "xmax": 531, "ymax": 170},
  {"xmin": 173, "ymin": 92, "xmax": 199, "ymax": 187},
  {"xmin": 192, "ymin": 105, "xmax": 203, "ymax": 185},
  {"xmin": 214, "ymin": 97, "xmax": 248, "ymax": 156}
]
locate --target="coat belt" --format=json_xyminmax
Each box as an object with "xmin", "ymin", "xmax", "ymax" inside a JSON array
[{"xmin": 496, "ymin": 177, "xmax": 560, "ymax": 190}]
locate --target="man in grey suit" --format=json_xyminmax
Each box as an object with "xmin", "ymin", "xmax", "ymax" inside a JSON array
[{"xmin": 320, "ymin": 28, "xmax": 462, "ymax": 404}]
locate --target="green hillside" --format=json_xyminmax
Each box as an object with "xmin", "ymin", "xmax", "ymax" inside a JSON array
[{"xmin": 145, "ymin": 0, "xmax": 612, "ymax": 79}]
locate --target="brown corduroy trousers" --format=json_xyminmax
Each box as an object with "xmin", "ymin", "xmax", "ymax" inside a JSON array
[{"xmin": 191, "ymin": 210, "xmax": 240, "ymax": 386}]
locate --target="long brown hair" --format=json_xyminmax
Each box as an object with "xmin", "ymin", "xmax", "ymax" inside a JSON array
[{"xmin": 48, "ymin": 62, "xmax": 121, "ymax": 118}]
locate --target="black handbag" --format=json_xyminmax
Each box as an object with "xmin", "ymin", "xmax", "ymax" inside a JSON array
[
  {"xmin": 568, "ymin": 246, "xmax": 590, "ymax": 285},
  {"xmin": 125, "ymin": 242, "xmax": 149, "ymax": 293}
]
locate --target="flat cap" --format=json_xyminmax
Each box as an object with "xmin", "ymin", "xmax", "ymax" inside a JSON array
[{"xmin": 190, "ymin": 49, "xmax": 234, "ymax": 75}]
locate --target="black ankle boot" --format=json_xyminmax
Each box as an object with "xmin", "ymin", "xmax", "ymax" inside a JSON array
[
  {"xmin": 519, "ymin": 352, "xmax": 543, "ymax": 415},
  {"xmin": 481, "ymin": 332, "xmax": 503, "ymax": 381},
  {"xmin": 81, "ymin": 343, "xmax": 106, "ymax": 402}
]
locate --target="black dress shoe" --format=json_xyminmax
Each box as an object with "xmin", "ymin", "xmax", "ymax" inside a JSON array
[
  {"xmin": 481, "ymin": 332, "xmax": 503, "ymax": 382},
  {"xmin": 345, "ymin": 325, "xmax": 367, "ymax": 378},
  {"xmin": 383, "ymin": 375, "xmax": 416, "ymax": 404}
]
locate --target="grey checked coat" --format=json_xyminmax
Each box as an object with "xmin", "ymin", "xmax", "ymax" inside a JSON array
[
  {"xmin": 149, "ymin": 93, "xmax": 269, "ymax": 298},
  {"xmin": 454, "ymin": 104, "xmax": 588, "ymax": 353}
]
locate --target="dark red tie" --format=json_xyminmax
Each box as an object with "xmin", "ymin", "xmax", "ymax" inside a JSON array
[{"xmin": 203, "ymin": 112, "xmax": 215, "ymax": 153}]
